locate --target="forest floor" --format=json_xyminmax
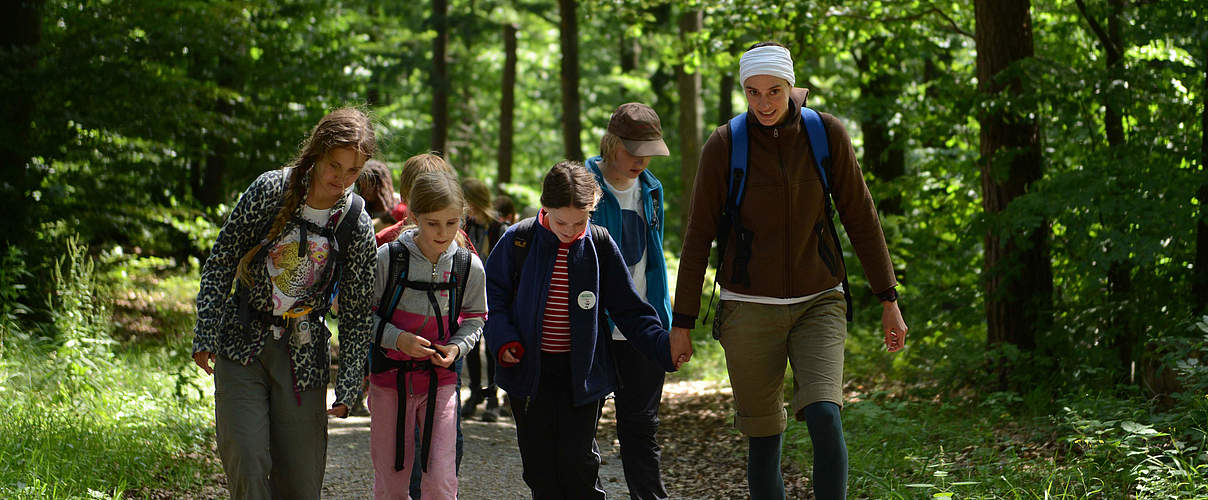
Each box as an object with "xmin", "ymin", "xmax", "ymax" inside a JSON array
[{"xmin": 182, "ymin": 378, "xmax": 806, "ymax": 499}]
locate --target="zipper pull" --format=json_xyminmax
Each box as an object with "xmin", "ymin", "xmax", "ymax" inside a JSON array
[{"xmin": 774, "ymin": 128, "xmax": 779, "ymax": 138}]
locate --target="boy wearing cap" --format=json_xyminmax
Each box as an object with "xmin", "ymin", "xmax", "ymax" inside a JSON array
[
  {"xmin": 673, "ymin": 42, "xmax": 908, "ymax": 499},
  {"xmin": 585, "ymin": 102, "xmax": 673, "ymax": 500}
]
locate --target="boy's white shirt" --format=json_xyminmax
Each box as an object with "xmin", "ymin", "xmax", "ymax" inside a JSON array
[
  {"xmin": 601, "ymin": 174, "xmax": 648, "ymax": 341},
  {"xmin": 371, "ymin": 229, "xmax": 487, "ymax": 361}
]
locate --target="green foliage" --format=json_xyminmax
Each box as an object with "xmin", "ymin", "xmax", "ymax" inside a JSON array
[
  {"xmin": 0, "ymin": 245, "xmax": 216, "ymax": 499},
  {"xmin": 0, "ymin": 247, "xmax": 34, "ymax": 353}
]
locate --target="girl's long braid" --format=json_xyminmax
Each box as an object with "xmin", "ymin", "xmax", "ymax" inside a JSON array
[
  {"xmin": 234, "ymin": 160, "xmax": 313, "ymax": 287},
  {"xmin": 232, "ymin": 107, "xmax": 376, "ymax": 288}
]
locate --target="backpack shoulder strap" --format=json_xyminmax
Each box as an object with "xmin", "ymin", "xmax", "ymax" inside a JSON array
[
  {"xmin": 509, "ymin": 217, "xmax": 538, "ymax": 294},
  {"xmin": 589, "ymin": 224, "xmax": 610, "ymax": 248},
  {"xmin": 801, "ymin": 107, "xmax": 853, "ymax": 321},
  {"xmin": 373, "ymin": 240, "xmax": 410, "ymax": 349},
  {"xmin": 727, "ymin": 112, "xmax": 751, "ymax": 209},
  {"xmin": 449, "ymin": 246, "xmax": 472, "ymax": 326},
  {"xmin": 334, "ymin": 193, "xmax": 365, "ymax": 256},
  {"xmin": 801, "ymin": 107, "xmax": 831, "ymax": 196}
]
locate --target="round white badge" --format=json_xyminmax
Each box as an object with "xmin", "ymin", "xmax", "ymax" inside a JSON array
[{"xmin": 577, "ymin": 291, "xmax": 597, "ymax": 310}]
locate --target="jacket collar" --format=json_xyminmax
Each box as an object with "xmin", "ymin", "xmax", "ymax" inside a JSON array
[{"xmin": 585, "ymin": 155, "xmax": 662, "ymax": 195}]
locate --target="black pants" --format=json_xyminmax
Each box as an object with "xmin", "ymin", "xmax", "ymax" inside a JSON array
[
  {"xmin": 611, "ymin": 339, "xmax": 669, "ymax": 500},
  {"xmin": 510, "ymin": 352, "xmax": 606, "ymax": 500},
  {"xmin": 466, "ymin": 340, "xmax": 497, "ymax": 399}
]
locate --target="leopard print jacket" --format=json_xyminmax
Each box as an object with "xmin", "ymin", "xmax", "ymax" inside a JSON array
[{"xmin": 192, "ymin": 169, "xmax": 375, "ymax": 409}]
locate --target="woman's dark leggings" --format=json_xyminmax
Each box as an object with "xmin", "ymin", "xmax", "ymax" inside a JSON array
[{"xmin": 748, "ymin": 401, "xmax": 847, "ymax": 500}]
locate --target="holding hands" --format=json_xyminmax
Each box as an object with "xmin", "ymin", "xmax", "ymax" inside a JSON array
[{"xmin": 669, "ymin": 327, "xmax": 693, "ymax": 370}]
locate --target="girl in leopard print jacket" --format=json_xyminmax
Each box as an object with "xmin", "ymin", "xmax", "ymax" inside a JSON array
[{"xmin": 191, "ymin": 108, "xmax": 378, "ymax": 499}]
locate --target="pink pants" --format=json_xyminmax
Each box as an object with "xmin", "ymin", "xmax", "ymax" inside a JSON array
[{"xmin": 369, "ymin": 382, "xmax": 458, "ymax": 500}]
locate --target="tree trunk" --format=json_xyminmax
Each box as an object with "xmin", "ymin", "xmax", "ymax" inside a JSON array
[
  {"xmin": 1196, "ymin": 42, "xmax": 1208, "ymax": 313},
  {"xmin": 676, "ymin": 9, "xmax": 703, "ymax": 229},
  {"xmin": 0, "ymin": 0, "xmax": 43, "ymax": 249},
  {"xmin": 558, "ymin": 0, "xmax": 583, "ymax": 162},
  {"xmin": 975, "ymin": 0, "xmax": 1051, "ymax": 352},
  {"xmin": 620, "ymin": 35, "xmax": 639, "ymax": 73},
  {"xmin": 620, "ymin": 34, "xmax": 639, "ymax": 101},
  {"xmin": 718, "ymin": 73, "xmax": 734, "ymax": 126},
  {"xmin": 498, "ymin": 23, "xmax": 518, "ymax": 186},
  {"xmin": 855, "ymin": 40, "xmax": 905, "ymax": 215},
  {"xmin": 431, "ymin": 0, "xmax": 450, "ymax": 155}
]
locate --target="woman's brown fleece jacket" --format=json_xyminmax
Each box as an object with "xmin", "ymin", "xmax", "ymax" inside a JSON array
[{"xmin": 672, "ymin": 88, "xmax": 897, "ymax": 329}]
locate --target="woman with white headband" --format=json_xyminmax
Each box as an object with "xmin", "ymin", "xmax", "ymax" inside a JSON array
[{"xmin": 671, "ymin": 42, "xmax": 908, "ymax": 499}]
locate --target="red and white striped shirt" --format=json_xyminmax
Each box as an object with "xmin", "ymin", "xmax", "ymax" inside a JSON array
[{"xmin": 540, "ymin": 241, "xmax": 573, "ymax": 353}]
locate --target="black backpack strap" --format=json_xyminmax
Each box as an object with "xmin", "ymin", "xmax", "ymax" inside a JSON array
[
  {"xmin": 447, "ymin": 246, "xmax": 472, "ymax": 335},
  {"xmin": 310, "ymin": 193, "xmax": 365, "ymax": 319},
  {"xmin": 373, "ymin": 241, "xmax": 410, "ymax": 360},
  {"xmin": 509, "ymin": 217, "xmax": 538, "ymax": 297}
]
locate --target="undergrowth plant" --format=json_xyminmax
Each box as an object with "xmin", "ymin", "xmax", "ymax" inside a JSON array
[{"xmin": 0, "ymin": 236, "xmax": 217, "ymax": 499}]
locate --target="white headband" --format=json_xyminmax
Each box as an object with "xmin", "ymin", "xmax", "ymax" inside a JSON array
[{"xmin": 739, "ymin": 45, "xmax": 795, "ymax": 87}]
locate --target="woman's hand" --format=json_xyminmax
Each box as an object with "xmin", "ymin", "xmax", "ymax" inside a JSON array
[
  {"xmin": 670, "ymin": 327, "xmax": 693, "ymax": 370},
  {"xmin": 430, "ymin": 343, "xmax": 460, "ymax": 368},
  {"xmin": 193, "ymin": 351, "xmax": 216, "ymax": 375},
  {"xmin": 395, "ymin": 332, "xmax": 437, "ymax": 358},
  {"xmin": 882, "ymin": 301, "xmax": 908, "ymax": 352}
]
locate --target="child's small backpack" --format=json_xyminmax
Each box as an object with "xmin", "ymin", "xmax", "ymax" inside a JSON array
[{"xmin": 370, "ymin": 240, "xmax": 471, "ymax": 472}]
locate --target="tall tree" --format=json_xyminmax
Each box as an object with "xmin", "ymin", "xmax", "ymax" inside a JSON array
[
  {"xmin": 1197, "ymin": 42, "xmax": 1208, "ymax": 314},
  {"xmin": 0, "ymin": 0, "xmax": 43, "ymax": 249},
  {"xmin": 974, "ymin": 0, "xmax": 1052, "ymax": 351},
  {"xmin": 854, "ymin": 36, "xmax": 906, "ymax": 215},
  {"xmin": 1076, "ymin": 0, "xmax": 1135, "ymax": 374},
  {"xmin": 431, "ymin": 0, "xmax": 451, "ymax": 154},
  {"xmin": 498, "ymin": 23, "xmax": 518, "ymax": 185},
  {"xmin": 676, "ymin": 8, "xmax": 703, "ymax": 228},
  {"xmin": 558, "ymin": 0, "xmax": 583, "ymax": 162}
]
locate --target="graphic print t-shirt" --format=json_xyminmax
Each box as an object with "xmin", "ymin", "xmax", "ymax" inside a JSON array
[
  {"xmin": 266, "ymin": 204, "xmax": 335, "ymax": 316},
  {"xmin": 602, "ymin": 176, "xmax": 647, "ymax": 340}
]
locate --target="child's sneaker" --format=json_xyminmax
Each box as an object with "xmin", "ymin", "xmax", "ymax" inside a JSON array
[
  {"xmin": 480, "ymin": 395, "xmax": 500, "ymax": 422},
  {"xmin": 461, "ymin": 389, "xmax": 484, "ymax": 418}
]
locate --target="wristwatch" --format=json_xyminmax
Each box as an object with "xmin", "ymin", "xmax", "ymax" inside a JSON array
[{"xmin": 876, "ymin": 287, "xmax": 898, "ymax": 303}]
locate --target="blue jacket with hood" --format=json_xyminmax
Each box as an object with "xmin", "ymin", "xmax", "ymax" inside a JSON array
[
  {"xmin": 483, "ymin": 214, "xmax": 673, "ymax": 407},
  {"xmin": 585, "ymin": 156, "xmax": 672, "ymax": 331}
]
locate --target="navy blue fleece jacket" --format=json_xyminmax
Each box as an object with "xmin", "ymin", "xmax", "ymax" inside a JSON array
[{"xmin": 483, "ymin": 215, "xmax": 673, "ymax": 407}]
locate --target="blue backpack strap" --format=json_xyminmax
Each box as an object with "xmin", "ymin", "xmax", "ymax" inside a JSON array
[
  {"xmin": 801, "ymin": 107, "xmax": 853, "ymax": 321},
  {"xmin": 727, "ymin": 112, "xmax": 751, "ymax": 208},
  {"xmin": 801, "ymin": 107, "xmax": 831, "ymax": 194}
]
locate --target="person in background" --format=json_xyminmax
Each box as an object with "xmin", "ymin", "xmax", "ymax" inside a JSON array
[
  {"xmin": 357, "ymin": 158, "xmax": 402, "ymax": 232},
  {"xmin": 191, "ymin": 107, "xmax": 377, "ymax": 499},
  {"xmin": 672, "ymin": 42, "xmax": 908, "ymax": 500},
  {"xmin": 459, "ymin": 178, "xmax": 506, "ymax": 422},
  {"xmin": 493, "ymin": 194, "xmax": 518, "ymax": 225},
  {"xmin": 585, "ymin": 102, "xmax": 673, "ymax": 500},
  {"xmin": 483, "ymin": 161, "xmax": 692, "ymax": 499},
  {"xmin": 376, "ymin": 153, "xmax": 458, "ymax": 247}
]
